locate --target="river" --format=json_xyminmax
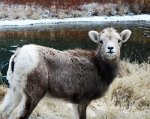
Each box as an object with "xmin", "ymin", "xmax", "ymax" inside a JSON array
[{"xmin": 0, "ymin": 21, "xmax": 150, "ymax": 83}]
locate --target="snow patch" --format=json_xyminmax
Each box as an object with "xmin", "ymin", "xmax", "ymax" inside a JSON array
[{"xmin": 0, "ymin": 15, "xmax": 149, "ymax": 28}]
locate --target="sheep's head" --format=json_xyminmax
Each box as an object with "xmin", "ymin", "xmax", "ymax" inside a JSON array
[{"xmin": 89, "ymin": 27, "xmax": 131, "ymax": 62}]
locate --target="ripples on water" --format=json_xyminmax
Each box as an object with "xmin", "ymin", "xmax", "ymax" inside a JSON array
[{"xmin": 0, "ymin": 21, "xmax": 150, "ymax": 82}]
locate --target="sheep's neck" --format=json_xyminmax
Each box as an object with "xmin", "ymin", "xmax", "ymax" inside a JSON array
[{"xmin": 94, "ymin": 54, "xmax": 119, "ymax": 86}]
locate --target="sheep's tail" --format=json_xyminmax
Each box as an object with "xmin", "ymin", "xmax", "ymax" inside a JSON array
[
  {"xmin": 7, "ymin": 48, "xmax": 20, "ymax": 83},
  {"xmin": 10, "ymin": 55, "xmax": 16, "ymax": 73}
]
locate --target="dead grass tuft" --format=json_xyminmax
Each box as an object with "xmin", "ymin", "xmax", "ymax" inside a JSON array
[
  {"xmin": 0, "ymin": 86, "xmax": 7, "ymax": 101},
  {"xmin": 103, "ymin": 61, "xmax": 150, "ymax": 111}
]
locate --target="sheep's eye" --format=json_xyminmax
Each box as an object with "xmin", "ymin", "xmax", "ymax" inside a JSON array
[
  {"xmin": 118, "ymin": 39, "xmax": 121, "ymax": 43},
  {"xmin": 100, "ymin": 40, "xmax": 103, "ymax": 44}
]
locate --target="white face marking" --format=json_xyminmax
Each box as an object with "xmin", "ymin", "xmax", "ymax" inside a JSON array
[
  {"xmin": 99, "ymin": 31, "xmax": 121, "ymax": 61},
  {"xmin": 104, "ymin": 40, "xmax": 117, "ymax": 54},
  {"xmin": 89, "ymin": 28, "xmax": 131, "ymax": 62}
]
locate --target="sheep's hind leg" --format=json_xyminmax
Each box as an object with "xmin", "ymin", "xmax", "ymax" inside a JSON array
[
  {"xmin": 0, "ymin": 87, "xmax": 21, "ymax": 119},
  {"xmin": 16, "ymin": 83, "xmax": 46, "ymax": 119},
  {"xmin": 72, "ymin": 104, "xmax": 80, "ymax": 119}
]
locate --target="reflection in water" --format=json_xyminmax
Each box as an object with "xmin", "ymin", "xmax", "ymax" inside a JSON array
[
  {"xmin": 0, "ymin": 22, "xmax": 150, "ymax": 82},
  {"xmin": 0, "ymin": 28, "xmax": 150, "ymax": 44},
  {"xmin": 0, "ymin": 30, "xmax": 90, "ymax": 42}
]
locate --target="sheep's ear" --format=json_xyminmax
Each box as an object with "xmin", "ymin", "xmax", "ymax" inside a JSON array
[
  {"xmin": 120, "ymin": 29, "xmax": 131, "ymax": 43},
  {"xmin": 88, "ymin": 31, "xmax": 100, "ymax": 43}
]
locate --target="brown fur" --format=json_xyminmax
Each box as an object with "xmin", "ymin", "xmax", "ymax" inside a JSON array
[{"xmin": 16, "ymin": 46, "xmax": 118, "ymax": 119}]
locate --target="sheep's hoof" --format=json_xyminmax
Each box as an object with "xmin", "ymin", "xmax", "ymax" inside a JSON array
[
  {"xmin": 0, "ymin": 114, "xmax": 6, "ymax": 119},
  {"xmin": 0, "ymin": 111, "xmax": 8, "ymax": 119}
]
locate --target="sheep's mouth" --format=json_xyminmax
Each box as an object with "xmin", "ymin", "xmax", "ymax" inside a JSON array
[
  {"xmin": 103, "ymin": 53, "xmax": 118, "ymax": 61},
  {"xmin": 106, "ymin": 51, "xmax": 115, "ymax": 54}
]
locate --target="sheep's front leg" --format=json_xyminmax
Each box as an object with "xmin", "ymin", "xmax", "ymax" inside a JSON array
[
  {"xmin": 73, "ymin": 101, "xmax": 90, "ymax": 119},
  {"xmin": 0, "ymin": 87, "xmax": 21, "ymax": 119}
]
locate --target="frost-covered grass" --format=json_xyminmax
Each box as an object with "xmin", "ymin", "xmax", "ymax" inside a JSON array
[
  {"xmin": 0, "ymin": 60, "xmax": 150, "ymax": 119},
  {"xmin": 0, "ymin": 2, "xmax": 52, "ymax": 20},
  {"xmin": 0, "ymin": 2, "xmax": 146, "ymax": 20},
  {"xmin": 3, "ymin": 0, "xmax": 150, "ymax": 13}
]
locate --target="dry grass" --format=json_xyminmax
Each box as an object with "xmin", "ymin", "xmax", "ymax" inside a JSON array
[
  {"xmin": 0, "ymin": 0, "xmax": 149, "ymax": 20},
  {"xmin": 0, "ymin": 60, "xmax": 150, "ymax": 119},
  {"xmin": 3, "ymin": 0, "xmax": 150, "ymax": 13},
  {"xmin": 0, "ymin": 86, "xmax": 7, "ymax": 101},
  {"xmin": 105, "ymin": 61, "xmax": 150, "ymax": 111},
  {"xmin": 0, "ymin": 2, "xmax": 52, "ymax": 20}
]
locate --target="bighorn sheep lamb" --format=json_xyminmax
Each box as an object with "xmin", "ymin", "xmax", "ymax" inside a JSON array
[{"xmin": 0, "ymin": 27, "xmax": 131, "ymax": 119}]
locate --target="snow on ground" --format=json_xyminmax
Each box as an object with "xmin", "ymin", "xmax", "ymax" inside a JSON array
[{"xmin": 0, "ymin": 14, "xmax": 149, "ymax": 28}]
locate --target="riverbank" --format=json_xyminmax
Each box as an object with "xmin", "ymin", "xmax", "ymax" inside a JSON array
[
  {"xmin": 0, "ymin": 14, "xmax": 150, "ymax": 29},
  {"xmin": 0, "ymin": 1, "xmax": 149, "ymax": 29},
  {"xmin": 0, "ymin": 60, "xmax": 150, "ymax": 119}
]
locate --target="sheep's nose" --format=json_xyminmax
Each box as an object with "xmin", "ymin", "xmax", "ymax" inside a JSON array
[
  {"xmin": 107, "ymin": 47, "xmax": 114, "ymax": 54},
  {"xmin": 108, "ymin": 47, "xmax": 114, "ymax": 50}
]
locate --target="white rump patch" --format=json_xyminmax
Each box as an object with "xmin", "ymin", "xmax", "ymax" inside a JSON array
[{"xmin": 7, "ymin": 44, "xmax": 39, "ymax": 87}]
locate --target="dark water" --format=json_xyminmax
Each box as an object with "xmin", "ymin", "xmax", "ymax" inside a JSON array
[{"xmin": 0, "ymin": 21, "xmax": 150, "ymax": 82}]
